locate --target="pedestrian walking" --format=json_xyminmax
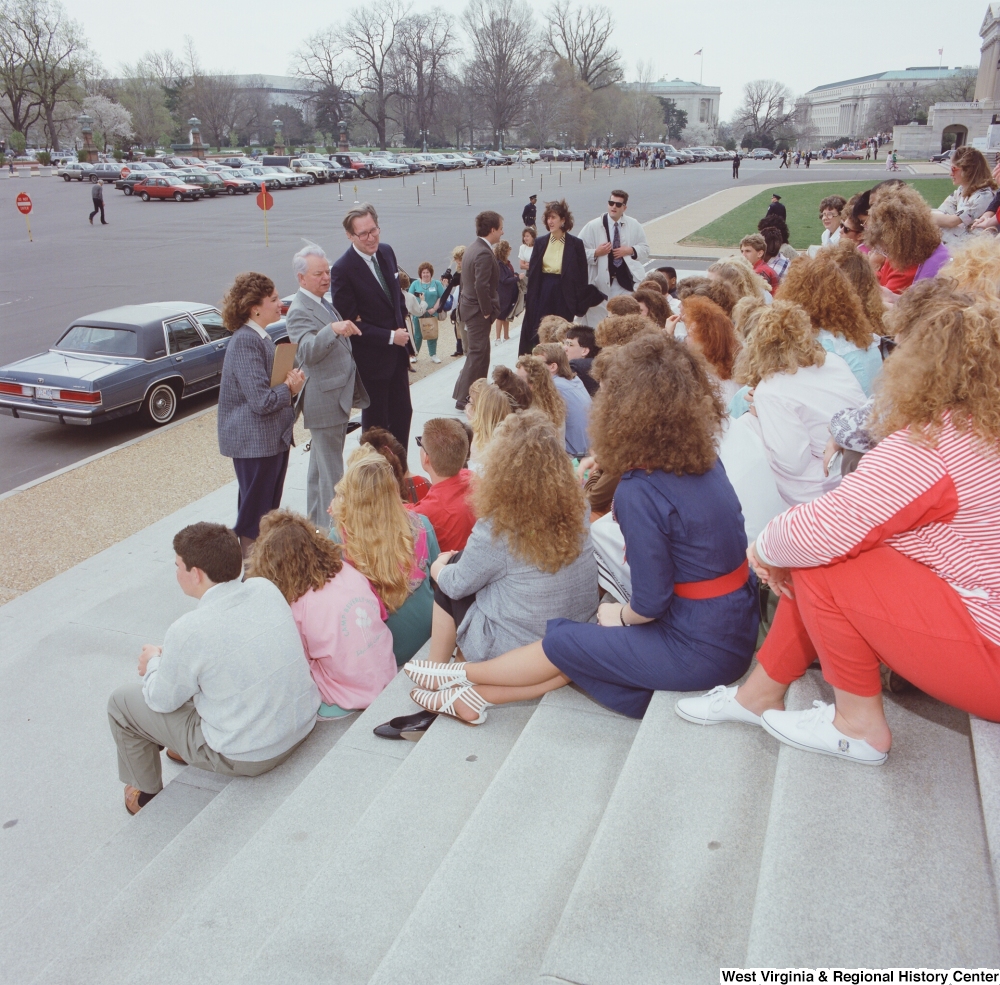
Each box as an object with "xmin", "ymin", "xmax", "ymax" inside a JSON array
[
  {"xmin": 453, "ymin": 210, "xmax": 504, "ymax": 409},
  {"xmin": 89, "ymin": 179, "xmax": 108, "ymax": 225},
  {"xmin": 732, "ymin": 152, "xmax": 741, "ymax": 178},
  {"xmin": 284, "ymin": 243, "xmax": 366, "ymax": 532}
]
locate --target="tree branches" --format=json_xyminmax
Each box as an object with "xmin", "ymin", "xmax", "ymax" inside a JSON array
[{"xmin": 544, "ymin": 0, "xmax": 620, "ymax": 90}]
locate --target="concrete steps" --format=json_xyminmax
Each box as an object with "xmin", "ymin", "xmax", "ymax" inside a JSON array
[
  {"xmin": 971, "ymin": 716, "xmax": 1000, "ymax": 908},
  {"xmin": 539, "ymin": 689, "xmax": 780, "ymax": 985},
  {"xmin": 745, "ymin": 669, "xmax": 1000, "ymax": 967},
  {"xmin": 243, "ymin": 697, "xmax": 540, "ymax": 985},
  {"xmin": 367, "ymin": 687, "xmax": 640, "ymax": 985},
  {"xmin": 124, "ymin": 669, "xmax": 418, "ymax": 985},
  {"xmin": 32, "ymin": 719, "xmax": 348, "ymax": 985}
]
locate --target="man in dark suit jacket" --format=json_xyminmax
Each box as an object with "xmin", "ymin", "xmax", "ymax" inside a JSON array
[
  {"xmin": 329, "ymin": 203, "xmax": 413, "ymax": 447},
  {"xmin": 453, "ymin": 210, "xmax": 503, "ymax": 409}
]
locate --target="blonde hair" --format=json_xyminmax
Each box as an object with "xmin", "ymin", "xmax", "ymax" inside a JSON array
[
  {"xmin": 468, "ymin": 380, "xmax": 513, "ymax": 458},
  {"xmin": 942, "ymin": 235, "xmax": 1000, "ymax": 299},
  {"xmin": 734, "ymin": 300, "xmax": 826, "ymax": 386},
  {"xmin": 732, "ymin": 296, "xmax": 765, "ymax": 341},
  {"xmin": 708, "ymin": 256, "xmax": 768, "ymax": 301},
  {"xmin": 330, "ymin": 448, "xmax": 417, "ymax": 612},
  {"xmin": 516, "ymin": 355, "xmax": 565, "ymax": 430},
  {"xmin": 474, "ymin": 410, "xmax": 586, "ymax": 572},
  {"xmin": 538, "ymin": 314, "xmax": 572, "ymax": 343}
]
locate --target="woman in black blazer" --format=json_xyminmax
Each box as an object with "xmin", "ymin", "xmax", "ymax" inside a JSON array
[{"xmin": 518, "ymin": 199, "xmax": 606, "ymax": 355}]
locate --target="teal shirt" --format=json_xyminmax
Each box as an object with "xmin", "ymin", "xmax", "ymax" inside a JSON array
[{"xmin": 408, "ymin": 279, "xmax": 446, "ymax": 333}]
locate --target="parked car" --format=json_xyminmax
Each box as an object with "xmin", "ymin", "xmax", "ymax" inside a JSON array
[
  {"xmin": 142, "ymin": 160, "xmax": 172, "ymax": 171},
  {"xmin": 230, "ymin": 167, "xmax": 281, "ymax": 190},
  {"xmin": 748, "ymin": 148, "xmax": 775, "ymax": 160},
  {"xmin": 390, "ymin": 155, "xmax": 423, "ymax": 173},
  {"xmin": 218, "ymin": 156, "xmax": 257, "ymax": 170},
  {"xmin": 115, "ymin": 172, "xmax": 155, "ymax": 195},
  {"xmin": 430, "ymin": 153, "xmax": 464, "ymax": 170},
  {"xmin": 408, "ymin": 153, "xmax": 440, "ymax": 171},
  {"xmin": 215, "ymin": 171, "xmax": 256, "ymax": 194},
  {"xmin": 364, "ymin": 157, "xmax": 408, "ymax": 177},
  {"xmin": 712, "ymin": 146, "xmax": 735, "ymax": 160},
  {"xmin": 56, "ymin": 162, "xmax": 95, "ymax": 181},
  {"xmin": 316, "ymin": 160, "xmax": 353, "ymax": 180},
  {"xmin": 930, "ymin": 149, "xmax": 956, "ymax": 163},
  {"xmin": 832, "ymin": 149, "xmax": 865, "ymax": 160},
  {"xmin": 0, "ymin": 302, "xmax": 290, "ymax": 427},
  {"xmin": 288, "ymin": 159, "xmax": 329, "ymax": 183},
  {"xmin": 181, "ymin": 172, "xmax": 226, "ymax": 196},
  {"xmin": 264, "ymin": 165, "xmax": 308, "ymax": 187},
  {"xmin": 134, "ymin": 175, "xmax": 205, "ymax": 201},
  {"xmin": 333, "ymin": 153, "xmax": 373, "ymax": 178}
]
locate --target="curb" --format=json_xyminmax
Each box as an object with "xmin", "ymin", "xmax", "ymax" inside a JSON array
[{"xmin": 0, "ymin": 404, "xmax": 218, "ymax": 503}]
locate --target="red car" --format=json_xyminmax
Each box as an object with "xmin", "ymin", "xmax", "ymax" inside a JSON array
[
  {"xmin": 134, "ymin": 175, "xmax": 205, "ymax": 201},
  {"xmin": 217, "ymin": 171, "xmax": 255, "ymax": 195}
]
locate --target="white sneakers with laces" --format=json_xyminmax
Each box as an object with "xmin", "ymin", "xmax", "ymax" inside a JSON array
[
  {"xmin": 761, "ymin": 700, "xmax": 888, "ymax": 766},
  {"xmin": 674, "ymin": 685, "xmax": 762, "ymax": 726}
]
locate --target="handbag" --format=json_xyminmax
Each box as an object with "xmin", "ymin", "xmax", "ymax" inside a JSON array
[{"xmin": 418, "ymin": 315, "xmax": 439, "ymax": 340}]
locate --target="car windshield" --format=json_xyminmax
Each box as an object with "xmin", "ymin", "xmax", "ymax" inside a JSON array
[
  {"xmin": 163, "ymin": 176, "xmax": 184, "ymax": 185},
  {"xmin": 56, "ymin": 325, "xmax": 138, "ymax": 356},
  {"xmin": 275, "ymin": 167, "xmax": 293, "ymax": 173}
]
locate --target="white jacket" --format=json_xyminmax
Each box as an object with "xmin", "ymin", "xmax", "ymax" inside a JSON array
[
  {"xmin": 142, "ymin": 578, "xmax": 320, "ymax": 761},
  {"xmin": 578, "ymin": 212, "xmax": 650, "ymax": 325}
]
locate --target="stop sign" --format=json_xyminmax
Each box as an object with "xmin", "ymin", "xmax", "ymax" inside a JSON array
[
  {"xmin": 120, "ymin": 166, "xmax": 130, "ymax": 178},
  {"xmin": 256, "ymin": 188, "xmax": 274, "ymax": 211},
  {"xmin": 16, "ymin": 192, "xmax": 32, "ymax": 215}
]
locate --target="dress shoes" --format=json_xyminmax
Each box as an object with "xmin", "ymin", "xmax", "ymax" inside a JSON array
[{"xmin": 373, "ymin": 710, "xmax": 438, "ymax": 741}]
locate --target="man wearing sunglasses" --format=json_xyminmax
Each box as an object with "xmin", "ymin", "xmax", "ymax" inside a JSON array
[{"xmin": 578, "ymin": 189, "xmax": 650, "ymax": 326}]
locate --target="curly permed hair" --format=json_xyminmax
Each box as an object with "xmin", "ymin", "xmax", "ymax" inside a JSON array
[
  {"xmin": 826, "ymin": 239, "xmax": 886, "ymax": 336},
  {"xmin": 594, "ymin": 313, "xmax": 659, "ymax": 348},
  {"xmin": 941, "ymin": 234, "xmax": 1000, "ymax": 299},
  {"xmin": 734, "ymin": 300, "xmax": 826, "ymax": 386},
  {"xmin": 865, "ymin": 184, "xmax": 942, "ymax": 269},
  {"xmin": 606, "ymin": 294, "xmax": 642, "ymax": 315},
  {"xmin": 681, "ymin": 296, "xmax": 739, "ymax": 380},
  {"xmin": 682, "ymin": 278, "xmax": 738, "ymax": 317},
  {"xmin": 494, "ymin": 240, "xmax": 512, "ymax": 264},
  {"xmin": 248, "ymin": 509, "xmax": 344, "ymax": 604},
  {"xmin": 873, "ymin": 283, "xmax": 1000, "ymax": 451},
  {"xmin": 731, "ymin": 296, "xmax": 766, "ymax": 341},
  {"xmin": 590, "ymin": 333, "xmax": 725, "ymax": 477},
  {"xmin": 492, "ymin": 364, "xmax": 533, "ymax": 410},
  {"xmin": 222, "ymin": 272, "xmax": 275, "ymax": 333},
  {"xmin": 473, "ymin": 410, "xmax": 587, "ymax": 573},
  {"xmin": 516, "ymin": 355, "xmax": 565, "ymax": 430},
  {"xmin": 538, "ymin": 314, "xmax": 573, "ymax": 343},
  {"xmin": 542, "ymin": 199, "xmax": 574, "ymax": 232},
  {"xmin": 777, "ymin": 253, "xmax": 874, "ymax": 348},
  {"xmin": 633, "ymin": 288, "xmax": 670, "ymax": 327},
  {"xmin": 708, "ymin": 257, "xmax": 767, "ymax": 301}
]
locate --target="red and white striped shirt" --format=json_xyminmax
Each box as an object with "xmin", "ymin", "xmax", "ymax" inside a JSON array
[{"xmin": 757, "ymin": 417, "xmax": 1000, "ymax": 645}]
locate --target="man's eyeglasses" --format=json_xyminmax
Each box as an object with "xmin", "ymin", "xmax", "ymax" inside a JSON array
[
  {"xmin": 608, "ymin": 200, "xmax": 625, "ymax": 208},
  {"xmin": 353, "ymin": 226, "xmax": 380, "ymax": 240}
]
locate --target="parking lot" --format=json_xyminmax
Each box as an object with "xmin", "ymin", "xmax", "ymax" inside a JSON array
[{"xmin": 0, "ymin": 157, "xmax": 883, "ymax": 492}]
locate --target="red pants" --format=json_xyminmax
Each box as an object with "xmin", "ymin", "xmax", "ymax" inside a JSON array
[{"xmin": 758, "ymin": 546, "xmax": 1000, "ymax": 721}]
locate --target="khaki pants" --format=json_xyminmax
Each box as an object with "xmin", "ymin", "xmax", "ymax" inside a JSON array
[{"xmin": 108, "ymin": 682, "xmax": 303, "ymax": 794}]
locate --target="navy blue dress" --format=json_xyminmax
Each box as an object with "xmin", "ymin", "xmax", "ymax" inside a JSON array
[{"xmin": 542, "ymin": 464, "xmax": 759, "ymax": 718}]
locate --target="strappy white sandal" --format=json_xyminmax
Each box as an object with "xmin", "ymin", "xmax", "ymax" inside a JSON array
[
  {"xmin": 404, "ymin": 659, "xmax": 468, "ymax": 691},
  {"xmin": 410, "ymin": 683, "xmax": 489, "ymax": 726}
]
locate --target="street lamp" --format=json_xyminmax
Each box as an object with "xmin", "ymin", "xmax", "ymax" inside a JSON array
[
  {"xmin": 495, "ymin": 128, "xmax": 503, "ymax": 152},
  {"xmin": 558, "ymin": 129, "xmax": 568, "ymax": 150},
  {"xmin": 419, "ymin": 127, "xmax": 429, "ymax": 153},
  {"xmin": 606, "ymin": 131, "xmax": 613, "ymax": 149}
]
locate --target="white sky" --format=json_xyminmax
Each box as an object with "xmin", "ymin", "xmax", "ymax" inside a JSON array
[{"xmin": 63, "ymin": 0, "xmax": 988, "ymax": 119}]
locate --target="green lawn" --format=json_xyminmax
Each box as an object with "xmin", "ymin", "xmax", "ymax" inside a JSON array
[{"xmin": 681, "ymin": 179, "xmax": 954, "ymax": 250}]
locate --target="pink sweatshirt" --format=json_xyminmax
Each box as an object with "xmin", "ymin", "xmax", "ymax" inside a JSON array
[{"xmin": 290, "ymin": 562, "xmax": 396, "ymax": 710}]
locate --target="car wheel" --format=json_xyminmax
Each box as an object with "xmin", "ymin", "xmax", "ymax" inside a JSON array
[
  {"xmin": 124, "ymin": 186, "xmax": 132, "ymax": 196},
  {"xmin": 141, "ymin": 192, "xmax": 150, "ymax": 201},
  {"xmin": 227, "ymin": 186, "xmax": 236, "ymax": 195},
  {"xmin": 174, "ymin": 192, "xmax": 183, "ymax": 201},
  {"xmin": 307, "ymin": 175, "xmax": 316, "ymax": 184},
  {"xmin": 62, "ymin": 174, "xmax": 70, "ymax": 181},
  {"xmin": 140, "ymin": 382, "xmax": 178, "ymax": 426}
]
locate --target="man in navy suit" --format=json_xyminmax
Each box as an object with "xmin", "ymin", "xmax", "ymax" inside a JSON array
[{"xmin": 330, "ymin": 203, "xmax": 413, "ymax": 447}]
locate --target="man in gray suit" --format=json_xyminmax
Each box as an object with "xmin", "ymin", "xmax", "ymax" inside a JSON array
[
  {"xmin": 453, "ymin": 210, "xmax": 503, "ymax": 410},
  {"xmin": 285, "ymin": 243, "xmax": 368, "ymax": 529}
]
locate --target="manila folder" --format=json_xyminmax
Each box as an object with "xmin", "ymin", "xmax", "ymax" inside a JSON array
[{"xmin": 270, "ymin": 342, "xmax": 298, "ymax": 387}]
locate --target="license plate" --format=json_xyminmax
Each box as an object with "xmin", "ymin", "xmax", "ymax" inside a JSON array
[{"xmin": 35, "ymin": 387, "xmax": 59, "ymax": 400}]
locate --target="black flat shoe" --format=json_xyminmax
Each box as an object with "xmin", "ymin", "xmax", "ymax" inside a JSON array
[{"xmin": 373, "ymin": 710, "xmax": 438, "ymax": 740}]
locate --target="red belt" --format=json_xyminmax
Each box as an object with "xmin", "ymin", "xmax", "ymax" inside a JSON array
[{"xmin": 674, "ymin": 559, "xmax": 750, "ymax": 600}]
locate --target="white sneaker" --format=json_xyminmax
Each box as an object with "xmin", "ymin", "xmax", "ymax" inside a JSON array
[
  {"xmin": 761, "ymin": 701, "xmax": 887, "ymax": 765},
  {"xmin": 674, "ymin": 685, "xmax": 762, "ymax": 727},
  {"xmin": 431, "ymin": 355, "xmax": 441, "ymax": 363}
]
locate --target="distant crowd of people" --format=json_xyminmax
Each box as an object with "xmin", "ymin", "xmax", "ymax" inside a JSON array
[{"xmin": 107, "ymin": 156, "xmax": 1000, "ymax": 814}]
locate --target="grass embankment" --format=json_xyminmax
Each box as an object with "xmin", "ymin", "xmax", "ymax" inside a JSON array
[{"xmin": 680, "ymin": 179, "xmax": 954, "ymax": 250}]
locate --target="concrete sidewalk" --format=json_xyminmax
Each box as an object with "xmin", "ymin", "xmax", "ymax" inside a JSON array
[
  {"xmin": 645, "ymin": 185, "xmax": 765, "ymax": 259},
  {"xmin": 0, "ymin": 337, "xmax": 520, "ymax": 925}
]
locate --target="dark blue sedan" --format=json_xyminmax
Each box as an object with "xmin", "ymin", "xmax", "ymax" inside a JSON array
[{"xmin": 0, "ymin": 302, "xmax": 289, "ymax": 427}]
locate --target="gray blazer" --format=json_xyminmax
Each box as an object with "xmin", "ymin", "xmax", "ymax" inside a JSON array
[
  {"xmin": 217, "ymin": 325, "xmax": 294, "ymax": 459},
  {"xmin": 436, "ymin": 518, "xmax": 599, "ymax": 661},
  {"xmin": 458, "ymin": 236, "xmax": 500, "ymax": 324},
  {"xmin": 285, "ymin": 290, "xmax": 369, "ymax": 430}
]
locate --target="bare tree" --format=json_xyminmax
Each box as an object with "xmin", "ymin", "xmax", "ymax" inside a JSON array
[
  {"xmin": 393, "ymin": 8, "xmax": 456, "ymax": 147},
  {"xmin": 119, "ymin": 56, "xmax": 174, "ymax": 148},
  {"xmin": 544, "ymin": 0, "xmax": 620, "ymax": 90},
  {"xmin": 928, "ymin": 69, "xmax": 978, "ymax": 105},
  {"xmin": 866, "ymin": 85, "xmax": 932, "ymax": 136},
  {"xmin": 0, "ymin": 0, "xmax": 44, "ymax": 136},
  {"xmin": 732, "ymin": 79, "xmax": 795, "ymax": 144},
  {"xmin": 619, "ymin": 62, "xmax": 660, "ymax": 144},
  {"xmin": 463, "ymin": 0, "xmax": 540, "ymax": 149},
  {"xmin": 187, "ymin": 73, "xmax": 243, "ymax": 147}
]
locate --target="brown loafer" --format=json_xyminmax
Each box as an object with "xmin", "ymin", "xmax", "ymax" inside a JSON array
[
  {"xmin": 165, "ymin": 748, "xmax": 186, "ymax": 764},
  {"xmin": 124, "ymin": 785, "xmax": 148, "ymax": 815}
]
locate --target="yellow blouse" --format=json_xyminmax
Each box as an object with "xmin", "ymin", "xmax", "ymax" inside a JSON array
[{"xmin": 541, "ymin": 235, "xmax": 565, "ymax": 274}]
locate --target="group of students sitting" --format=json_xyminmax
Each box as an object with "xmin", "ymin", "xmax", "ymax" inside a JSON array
[{"xmin": 108, "ymin": 181, "xmax": 1000, "ymax": 814}]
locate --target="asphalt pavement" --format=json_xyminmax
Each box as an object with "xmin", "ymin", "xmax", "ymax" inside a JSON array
[{"xmin": 0, "ymin": 158, "xmax": 898, "ymax": 492}]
